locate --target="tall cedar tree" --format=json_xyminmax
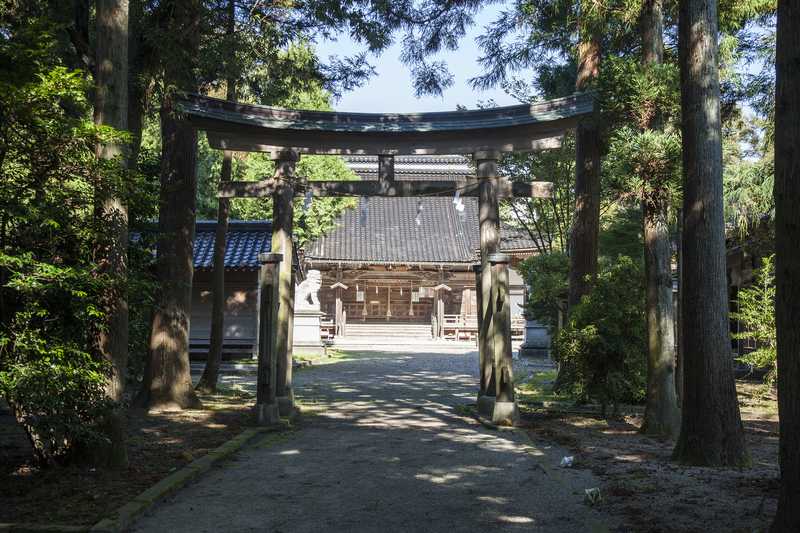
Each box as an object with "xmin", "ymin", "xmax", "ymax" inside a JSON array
[
  {"xmin": 639, "ymin": 0, "xmax": 681, "ymax": 439},
  {"xmin": 772, "ymin": 0, "xmax": 800, "ymax": 529},
  {"xmin": 93, "ymin": 0, "xmax": 130, "ymax": 465},
  {"xmin": 196, "ymin": 0, "xmax": 236, "ymax": 394},
  {"xmin": 567, "ymin": 31, "xmax": 601, "ymax": 310},
  {"xmin": 136, "ymin": 0, "xmax": 202, "ymax": 410},
  {"xmin": 672, "ymin": 0, "xmax": 748, "ymax": 466}
]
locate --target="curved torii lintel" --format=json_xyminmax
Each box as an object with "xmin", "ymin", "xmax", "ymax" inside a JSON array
[{"xmin": 178, "ymin": 92, "xmax": 595, "ymax": 156}]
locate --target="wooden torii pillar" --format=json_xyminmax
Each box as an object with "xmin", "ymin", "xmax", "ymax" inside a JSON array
[
  {"xmin": 475, "ymin": 151, "xmax": 517, "ymax": 424},
  {"xmin": 271, "ymin": 151, "xmax": 298, "ymax": 417}
]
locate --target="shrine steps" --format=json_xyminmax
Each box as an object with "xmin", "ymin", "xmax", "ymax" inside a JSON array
[{"xmin": 338, "ymin": 322, "xmax": 433, "ymax": 339}]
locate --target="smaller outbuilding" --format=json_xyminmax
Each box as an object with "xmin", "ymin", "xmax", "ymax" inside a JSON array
[{"xmin": 189, "ymin": 220, "xmax": 289, "ymax": 359}]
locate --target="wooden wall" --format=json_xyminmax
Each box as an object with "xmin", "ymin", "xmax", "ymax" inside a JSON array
[{"xmin": 190, "ymin": 269, "xmax": 259, "ymax": 351}]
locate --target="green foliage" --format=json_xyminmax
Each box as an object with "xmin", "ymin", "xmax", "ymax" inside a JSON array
[
  {"xmin": 516, "ymin": 252, "xmax": 569, "ymax": 334},
  {"xmin": 723, "ymin": 113, "xmax": 775, "ymax": 235},
  {"xmin": 606, "ymin": 127, "xmax": 682, "ymax": 196},
  {"xmin": 501, "ymin": 135, "xmax": 575, "ymax": 255},
  {"xmin": 599, "ymin": 204, "xmax": 644, "ymax": 260},
  {"xmin": 600, "ymin": 56, "xmax": 681, "ymax": 131},
  {"xmin": 0, "ymin": 34, "xmax": 152, "ymax": 462},
  {"xmin": 0, "ymin": 254, "xmax": 114, "ymax": 464},
  {"xmin": 732, "ymin": 255, "xmax": 777, "ymax": 389},
  {"xmin": 599, "ymin": 56, "xmax": 683, "ymax": 214},
  {"xmin": 554, "ymin": 256, "xmax": 647, "ymax": 410}
]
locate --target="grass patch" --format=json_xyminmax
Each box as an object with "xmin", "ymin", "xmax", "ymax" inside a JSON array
[
  {"xmin": 737, "ymin": 380, "xmax": 779, "ymax": 419},
  {"xmin": 515, "ymin": 369, "xmax": 572, "ymax": 407},
  {"xmin": 294, "ymin": 348, "xmax": 355, "ymax": 368}
]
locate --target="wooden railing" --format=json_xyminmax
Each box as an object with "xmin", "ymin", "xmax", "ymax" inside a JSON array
[
  {"xmin": 440, "ymin": 314, "xmax": 527, "ymax": 341},
  {"xmin": 442, "ymin": 314, "xmax": 478, "ymax": 341}
]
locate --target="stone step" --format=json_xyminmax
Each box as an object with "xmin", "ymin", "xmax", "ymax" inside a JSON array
[
  {"xmin": 341, "ymin": 325, "xmax": 433, "ymax": 337},
  {"xmin": 332, "ymin": 337, "xmax": 476, "ymax": 347}
]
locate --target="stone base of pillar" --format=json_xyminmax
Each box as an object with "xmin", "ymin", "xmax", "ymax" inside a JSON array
[
  {"xmin": 277, "ymin": 394, "xmax": 297, "ymax": 417},
  {"xmin": 254, "ymin": 403, "xmax": 279, "ymax": 425},
  {"xmin": 491, "ymin": 401, "xmax": 519, "ymax": 426},
  {"xmin": 477, "ymin": 394, "xmax": 496, "ymax": 418}
]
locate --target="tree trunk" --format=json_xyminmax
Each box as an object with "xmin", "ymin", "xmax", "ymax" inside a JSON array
[
  {"xmin": 639, "ymin": 0, "xmax": 681, "ymax": 439},
  {"xmin": 672, "ymin": 0, "xmax": 748, "ymax": 466},
  {"xmin": 136, "ymin": 0, "xmax": 202, "ymax": 411},
  {"xmin": 567, "ymin": 36, "xmax": 601, "ymax": 310},
  {"xmin": 771, "ymin": 0, "xmax": 800, "ymax": 529},
  {"xmin": 126, "ymin": 0, "xmax": 145, "ymax": 169},
  {"xmin": 197, "ymin": 0, "xmax": 236, "ymax": 393},
  {"xmin": 642, "ymin": 197, "xmax": 681, "ymax": 437},
  {"xmin": 196, "ymin": 82, "xmax": 236, "ymax": 394},
  {"xmin": 92, "ymin": 0, "xmax": 129, "ymax": 468},
  {"xmin": 675, "ymin": 208, "xmax": 684, "ymax": 406}
]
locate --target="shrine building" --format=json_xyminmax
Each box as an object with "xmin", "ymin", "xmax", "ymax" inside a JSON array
[
  {"xmin": 304, "ymin": 155, "xmax": 537, "ymax": 343},
  {"xmin": 188, "ymin": 155, "xmax": 540, "ymax": 354}
]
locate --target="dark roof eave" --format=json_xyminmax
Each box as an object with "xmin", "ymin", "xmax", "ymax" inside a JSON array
[
  {"xmin": 303, "ymin": 258, "xmax": 477, "ymax": 268},
  {"xmin": 179, "ymin": 92, "xmax": 595, "ymax": 134}
]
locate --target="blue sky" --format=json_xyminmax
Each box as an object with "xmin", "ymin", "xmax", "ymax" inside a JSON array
[{"xmin": 315, "ymin": 6, "xmax": 525, "ymax": 113}]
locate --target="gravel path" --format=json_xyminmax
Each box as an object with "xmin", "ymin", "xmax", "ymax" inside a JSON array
[{"xmin": 133, "ymin": 348, "xmax": 612, "ymax": 532}]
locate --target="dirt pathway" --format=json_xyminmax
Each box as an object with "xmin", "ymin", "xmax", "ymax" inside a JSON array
[{"xmin": 133, "ymin": 348, "xmax": 613, "ymax": 532}]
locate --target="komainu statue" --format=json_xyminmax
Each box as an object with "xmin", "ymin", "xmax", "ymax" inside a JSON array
[{"xmin": 295, "ymin": 270, "xmax": 322, "ymax": 311}]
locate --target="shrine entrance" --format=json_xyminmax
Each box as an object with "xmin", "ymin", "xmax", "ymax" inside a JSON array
[{"xmin": 179, "ymin": 92, "xmax": 594, "ymax": 426}]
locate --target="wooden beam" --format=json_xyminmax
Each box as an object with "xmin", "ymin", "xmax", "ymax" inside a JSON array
[
  {"xmin": 205, "ymin": 131, "xmax": 565, "ymax": 156},
  {"xmin": 219, "ymin": 177, "xmax": 553, "ymax": 199}
]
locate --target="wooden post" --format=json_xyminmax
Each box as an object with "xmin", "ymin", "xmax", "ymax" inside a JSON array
[
  {"xmin": 438, "ymin": 298, "xmax": 444, "ymax": 338},
  {"xmin": 271, "ymin": 150, "xmax": 297, "ymax": 417},
  {"xmin": 256, "ymin": 252, "xmax": 282, "ymax": 425},
  {"xmin": 490, "ymin": 253, "xmax": 519, "ymax": 425},
  {"xmin": 433, "ymin": 289, "xmax": 440, "ymax": 338},
  {"xmin": 474, "ymin": 263, "xmax": 485, "ymax": 385},
  {"xmin": 333, "ymin": 267, "xmax": 345, "ymax": 338},
  {"xmin": 476, "ymin": 150, "xmax": 500, "ymax": 416},
  {"xmin": 335, "ymin": 288, "xmax": 343, "ymax": 336}
]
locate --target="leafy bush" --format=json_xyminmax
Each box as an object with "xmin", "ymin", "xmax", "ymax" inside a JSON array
[
  {"xmin": 0, "ymin": 47, "xmax": 129, "ymax": 463},
  {"xmin": 0, "ymin": 256, "xmax": 114, "ymax": 464},
  {"xmin": 554, "ymin": 256, "xmax": 647, "ymax": 412},
  {"xmin": 516, "ymin": 251, "xmax": 569, "ymax": 334},
  {"xmin": 732, "ymin": 254, "xmax": 777, "ymax": 389},
  {"xmin": 0, "ymin": 333, "xmax": 113, "ymax": 464}
]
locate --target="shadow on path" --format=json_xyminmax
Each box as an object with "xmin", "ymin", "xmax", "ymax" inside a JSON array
[{"xmin": 135, "ymin": 349, "xmax": 610, "ymax": 532}]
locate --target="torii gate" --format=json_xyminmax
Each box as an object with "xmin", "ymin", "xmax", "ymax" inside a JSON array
[{"xmin": 180, "ymin": 92, "xmax": 594, "ymax": 425}]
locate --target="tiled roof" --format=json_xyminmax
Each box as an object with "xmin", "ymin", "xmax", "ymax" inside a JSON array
[
  {"xmin": 305, "ymin": 197, "xmax": 538, "ymax": 265},
  {"xmin": 193, "ymin": 154, "xmax": 540, "ymax": 268},
  {"xmin": 193, "ymin": 220, "xmax": 272, "ymax": 270},
  {"xmin": 303, "ymin": 155, "xmax": 539, "ymax": 264},
  {"xmin": 343, "ymin": 155, "xmax": 472, "ymax": 181}
]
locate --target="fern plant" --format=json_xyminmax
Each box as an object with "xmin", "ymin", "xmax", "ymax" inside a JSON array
[{"xmin": 732, "ymin": 254, "xmax": 777, "ymax": 390}]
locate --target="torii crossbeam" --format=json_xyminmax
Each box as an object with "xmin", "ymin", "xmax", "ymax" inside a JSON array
[{"xmin": 179, "ymin": 92, "xmax": 595, "ymax": 425}]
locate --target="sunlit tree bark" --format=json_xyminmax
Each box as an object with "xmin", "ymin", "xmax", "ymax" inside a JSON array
[
  {"xmin": 93, "ymin": 0, "xmax": 130, "ymax": 467},
  {"xmin": 136, "ymin": 0, "xmax": 202, "ymax": 411},
  {"xmin": 639, "ymin": 0, "xmax": 681, "ymax": 439},
  {"xmin": 672, "ymin": 0, "xmax": 748, "ymax": 466},
  {"xmin": 771, "ymin": 0, "xmax": 800, "ymax": 529}
]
